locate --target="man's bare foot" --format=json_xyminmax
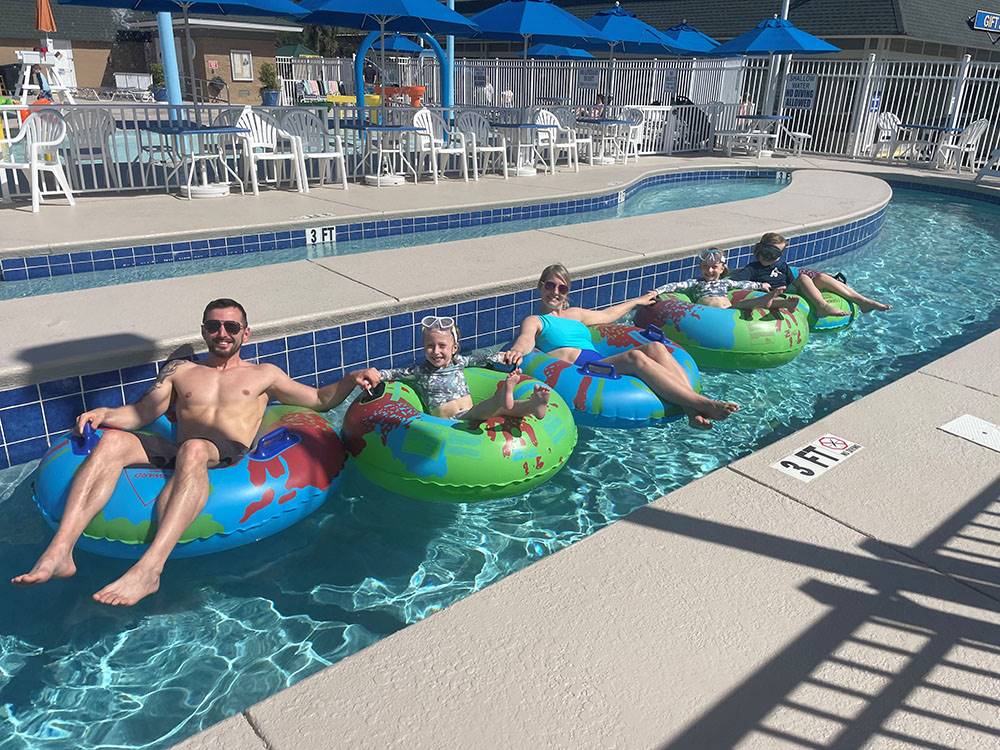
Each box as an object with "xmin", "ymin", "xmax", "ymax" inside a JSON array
[
  {"xmin": 92, "ymin": 565, "xmax": 161, "ymax": 607},
  {"xmin": 857, "ymin": 297, "xmax": 892, "ymax": 313},
  {"xmin": 702, "ymin": 399, "xmax": 739, "ymax": 421},
  {"xmin": 503, "ymin": 372, "xmax": 517, "ymax": 411},
  {"xmin": 526, "ymin": 386, "xmax": 550, "ymax": 419},
  {"xmin": 11, "ymin": 549, "xmax": 76, "ymax": 586}
]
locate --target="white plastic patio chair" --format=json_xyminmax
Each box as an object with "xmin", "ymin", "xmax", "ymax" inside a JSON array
[
  {"xmin": 412, "ymin": 108, "xmax": 468, "ymax": 184},
  {"xmin": 553, "ymin": 107, "xmax": 594, "ymax": 166},
  {"xmin": 869, "ymin": 112, "xmax": 901, "ymax": 162},
  {"xmin": 61, "ymin": 107, "xmax": 119, "ymax": 190},
  {"xmin": 234, "ymin": 106, "xmax": 307, "ymax": 195},
  {"xmin": 0, "ymin": 110, "xmax": 75, "ymax": 213},
  {"xmin": 621, "ymin": 108, "xmax": 645, "ymax": 163},
  {"xmin": 935, "ymin": 118, "xmax": 990, "ymax": 174},
  {"xmin": 532, "ymin": 108, "xmax": 577, "ymax": 173},
  {"xmin": 456, "ymin": 111, "xmax": 508, "ymax": 180},
  {"xmin": 279, "ymin": 108, "xmax": 347, "ymax": 189},
  {"xmin": 974, "ymin": 147, "xmax": 1000, "ymax": 184}
]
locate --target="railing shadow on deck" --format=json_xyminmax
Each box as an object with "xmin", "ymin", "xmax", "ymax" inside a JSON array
[{"xmin": 618, "ymin": 476, "xmax": 1000, "ymax": 749}]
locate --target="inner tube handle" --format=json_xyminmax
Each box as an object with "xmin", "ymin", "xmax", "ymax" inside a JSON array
[
  {"xmin": 641, "ymin": 324, "xmax": 665, "ymax": 343},
  {"xmin": 250, "ymin": 427, "xmax": 300, "ymax": 461},
  {"xmin": 579, "ymin": 361, "xmax": 619, "ymax": 379},
  {"xmin": 358, "ymin": 381, "xmax": 386, "ymax": 404},
  {"xmin": 71, "ymin": 421, "xmax": 101, "ymax": 456}
]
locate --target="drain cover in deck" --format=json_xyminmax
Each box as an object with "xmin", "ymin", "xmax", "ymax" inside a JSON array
[{"xmin": 938, "ymin": 415, "xmax": 1000, "ymax": 453}]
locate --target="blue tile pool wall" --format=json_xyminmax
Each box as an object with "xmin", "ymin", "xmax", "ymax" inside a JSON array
[
  {"xmin": 0, "ymin": 169, "xmax": 776, "ymax": 282},
  {"xmin": 0, "ymin": 204, "xmax": 886, "ymax": 468}
]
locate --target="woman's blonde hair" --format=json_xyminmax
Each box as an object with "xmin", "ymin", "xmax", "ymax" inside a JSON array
[{"xmin": 538, "ymin": 264, "xmax": 572, "ymax": 309}]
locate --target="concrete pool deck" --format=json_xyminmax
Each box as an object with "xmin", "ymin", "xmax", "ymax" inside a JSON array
[
  {"xmin": 1, "ymin": 153, "xmax": 998, "ymax": 259},
  {"xmin": 178, "ymin": 327, "xmax": 1000, "ymax": 750},
  {"xmin": 0, "ymin": 167, "xmax": 891, "ymax": 389}
]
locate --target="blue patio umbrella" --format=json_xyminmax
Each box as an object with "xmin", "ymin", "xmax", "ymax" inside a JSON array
[
  {"xmin": 585, "ymin": 2, "xmax": 687, "ymax": 56},
  {"xmin": 299, "ymin": 0, "xmax": 479, "ymax": 37},
  {"xmin": 373, "ymin": 33, "xmax": 425, "ymax": 55},
  {"xmin": 661, "ymin": 21, "xmax": 719, "ymax": 55},
  {"xmin": 527, "ymin": 43, "xmax": 594, "ymax": 60},
  {"xmin": 469, "ymin": 0, "xmax": 611, "ymax": 58},
  {"xmin": 711, "ymin": 16, "xmax": 840, "ymax": 57}
]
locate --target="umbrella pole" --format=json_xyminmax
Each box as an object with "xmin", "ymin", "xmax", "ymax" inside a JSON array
[
  {"xmin": 524, "ymin": 36, "xmax": 529, "ymax": 108},
  {"xmin": 608, "ymin": 43, "xmax": 615, "ymax": 105},
  {"xmin": 380, "ymin": 20, "xmax": 387, "ymax": 99},
  {"xmin": 182, "ymin": 5, "xmax": 196, "ymax": 108}
]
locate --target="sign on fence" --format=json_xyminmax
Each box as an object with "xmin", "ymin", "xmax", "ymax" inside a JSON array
[
  {"xmin": 473, "ymin": 68, "xmax": 486, "ymax": 87},
  {"xmin": 783, "ymin": 73, "xmax": 818, "ymax": 109},
  {"xmin": 663, "ymin": 68, "xmax": 678, "ymax": 94},
  {"xmin": 578, "ymin": 69, "xmax": 601, "ymax": 89},
  {"xmin": 869, "ymin": 90, "xmax": 882, "ymax": 112}
]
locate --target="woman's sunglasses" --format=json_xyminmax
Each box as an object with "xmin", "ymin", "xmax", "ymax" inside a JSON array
[
  {"xmin": 202, "ymin": 320, "xmax": 244, "ymax": 335},
  {"xmin": 421, "ymin": 315, "xmax": 456, "ymax": 330},
  {"xmin": 543, "ymin": 280, "xmax": 569, "ymax": 295}
]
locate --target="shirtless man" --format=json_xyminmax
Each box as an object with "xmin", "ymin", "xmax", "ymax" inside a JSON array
[{"xmin": 12, "ymin": 298, "xmax": 363, "ymax": 607}]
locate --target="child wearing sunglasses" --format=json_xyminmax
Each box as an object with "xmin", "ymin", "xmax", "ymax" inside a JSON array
[
  {"xmin": 734, "ymin": 232, "xmax": 891, "ymax": 317},
  {"xmin": 356, "ymin": 316, "xmax": 551, "ymax": 423},
  {"xmin": 654, "ymin": 248, "xmax": 799, "ymax": 312}
]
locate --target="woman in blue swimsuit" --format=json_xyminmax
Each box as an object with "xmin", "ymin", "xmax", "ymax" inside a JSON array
[{"xmin": 501, "ymin": 264, "xmax": 740, "ymax": 429}]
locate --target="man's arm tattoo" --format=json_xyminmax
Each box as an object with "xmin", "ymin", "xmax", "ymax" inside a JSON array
[{"xmin": 142, "ymin": 360, "xmax": 182, "ymax": 399}]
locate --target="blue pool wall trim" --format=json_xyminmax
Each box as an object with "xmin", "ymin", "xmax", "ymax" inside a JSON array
[
  {"xmin": 0, "ymin": 169, "xmax": 773, "ymax": 282},
  {"xmin": 0, "ymin": 209, "xmax": 890, "ymax": 469}
]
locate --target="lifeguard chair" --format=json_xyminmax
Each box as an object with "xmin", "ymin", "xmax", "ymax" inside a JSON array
[{"xmin": 14, "ymin": 49, "xmax": 76, "ymax": 105}]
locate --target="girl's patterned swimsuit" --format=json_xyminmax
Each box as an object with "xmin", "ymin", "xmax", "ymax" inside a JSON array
[
  {"xmin": 655, "ymin": 278, "xmax": 767, "ymax": 300},
  {"xmin": 378, "ymin": 353, "xmax": 501, "ymax": 414}
]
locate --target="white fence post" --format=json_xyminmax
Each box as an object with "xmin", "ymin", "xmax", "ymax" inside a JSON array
[
  {"xmin": 947, "ymin": 54, "xmax": 973, "ymax": 129},
  {"xmin": 847, "ymin": 53, "xmax": 878, "ymax": 158}
]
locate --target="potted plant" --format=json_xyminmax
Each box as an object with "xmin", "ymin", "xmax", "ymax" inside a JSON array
[
  {"xmin": 259, "ymin": 63, "xmax": 280, "ymax": 106},
  {"xmin": 149, "ymin": 63, "xmax": 168, "ymax": 102}
]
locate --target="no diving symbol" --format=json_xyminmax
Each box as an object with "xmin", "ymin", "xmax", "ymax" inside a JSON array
[{"xmin": 819, "ymin": 436, "xmax": 848, "ymax": 451}]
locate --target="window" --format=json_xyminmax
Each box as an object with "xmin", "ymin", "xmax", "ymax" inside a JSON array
[{"xmin": 230, "ymin": 50, "xmax": 253, "ymax": 81}]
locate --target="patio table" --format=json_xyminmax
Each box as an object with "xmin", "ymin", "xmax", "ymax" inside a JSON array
[
  {"xmin": 117, "ymin": 119, "xmax": 249, "ymax": 198},
  {"xmin": 339, "ymin": 123, "xmax": 425, "ymax": 186},
  {"xmin": 576, "ymin": 117, "xmax": 632, "ymax": 164},
  {"xmin": 889, "ymin": 123, "xmax": 964, "ymax": 168},
  {"xmin": 488, "ymin": 122, "xmax": 550, "ymax": 176}
]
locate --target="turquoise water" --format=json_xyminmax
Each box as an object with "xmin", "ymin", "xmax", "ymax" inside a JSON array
[
  {"xmin": 1, "ymin": 186, "xmax": 999, "ymax": 748},
  {"xmin": 0, "ymin": 175, "xmax": 781, "ymax": 300}
]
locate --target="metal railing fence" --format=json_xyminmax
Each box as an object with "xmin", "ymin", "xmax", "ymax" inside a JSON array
[
  {"xmin": 277, "ymin": 53, "xmax": 1000, "ymax": 168},
  {"xmin": 4, "ymin": 51, "xmax": 999, "ymax": 202}
]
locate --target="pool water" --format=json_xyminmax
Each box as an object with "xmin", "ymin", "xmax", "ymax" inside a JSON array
[
  {"xmin": 0, "ymin": 175, "xmax": 782, "ymax": 300},
  {"xmin": 1, "ymin": 187, "xmax": 999, "ymax": 749}
]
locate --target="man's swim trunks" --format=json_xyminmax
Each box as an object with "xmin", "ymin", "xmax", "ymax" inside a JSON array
[{"xmin": 133, "ymin": 433, "xmax": 250, "ymax": 469}]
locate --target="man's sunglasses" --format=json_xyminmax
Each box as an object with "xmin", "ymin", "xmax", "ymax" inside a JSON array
[
  {"xmin": 202, "ymin": 320, "xmax": 244, "ymax": 335},
  {"xmin": 543, "ymin": 280, "xmax": 569, "ymax": 295}
]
